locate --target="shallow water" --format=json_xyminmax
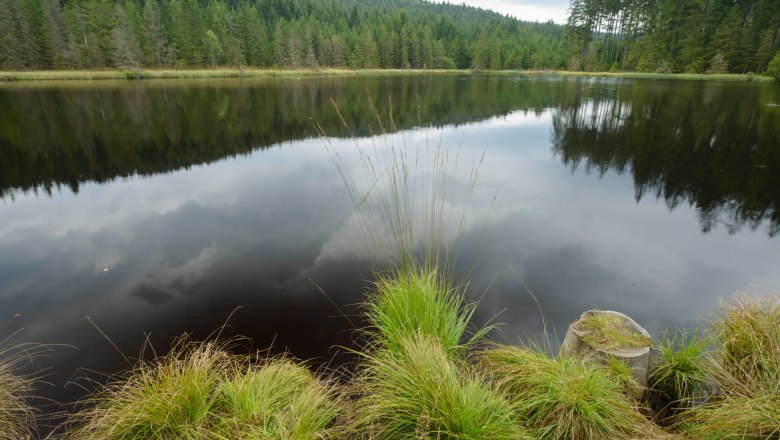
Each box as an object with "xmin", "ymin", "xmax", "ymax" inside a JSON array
[{"xmin": 1, "ymin": 75, "xmax": 778, "ymax": 418}]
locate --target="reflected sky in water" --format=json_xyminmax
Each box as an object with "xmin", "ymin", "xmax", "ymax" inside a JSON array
[{"xmin": 0, "ymin": 76, "xmax": 778, "ymax": 416}]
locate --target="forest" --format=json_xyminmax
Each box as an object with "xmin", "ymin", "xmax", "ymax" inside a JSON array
[
  {"xmin": 0, "ymin": 0, "xmax": 567, "ymax": 71},
  {"xmin": 567, "ymin": 0, "xmax": 780, "ymax": 74},
  {"xmin": 0, "ymin": 0, "xmax": 778, "ymax": 75}
]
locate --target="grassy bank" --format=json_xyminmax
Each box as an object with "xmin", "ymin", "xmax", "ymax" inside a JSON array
[
  {"xmin": 0, "ymin": 68, "xmax": 772, "ymax": 82},
  {"xmin": 1, "ymin": 269, "xmax": 777, "ymax": 438}
]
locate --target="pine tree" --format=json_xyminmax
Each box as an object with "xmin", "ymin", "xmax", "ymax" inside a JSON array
[
  {"xmin": 42, "ymin": 0, "xmax": 73, "ymax": 69},
  {"xmin": 204, "ymin": 29, "xmax": 223, "ymax": 66},
  {"xmin": 287, "ymin": 24, "xmax": 302, "ymax": 68},
  {"xmin": 0, "ymin": 0, "xmax": 21, "ymax": 69},
  {"xmin": 143, "ymin": 0, "xmax": 168, "ymax": 67},
  {"xmin": 112, "ymin": 3, "xmax": 141, "ymax": 69},
  {"xmin": 359, "ymin": 27, "xmax": 378, "ymax": 68}
]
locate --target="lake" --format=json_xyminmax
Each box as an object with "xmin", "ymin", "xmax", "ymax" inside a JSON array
[{"xmin": 1, "ymin": 74, "xmax": 778, "ymax": 418}]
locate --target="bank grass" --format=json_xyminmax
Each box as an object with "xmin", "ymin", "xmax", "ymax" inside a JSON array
[
  {"xmin": 648, "ymin": 329, "xmax": 710, "ymax": 420},
  {"xmin": 604, "ymin": 354, "xmax": 640, "ymax": 392},
  {"xmin": 351, "ymin": 334, "xmax": 531, "ymax": 439},
  {"xmin": 214, "ymin": 358, "xmax": 343, "ymax": 439},
  {"xmin": 0, "ymin": 68, "xmax": 467, "ymax": 82},
  {"xmin": 677, "ymin": 294, "xmax": 780, "ymax": 439},
  {"xmin": 65, "ymin": 338, "xmax": 343, "ymax": 439},
  {"xmin": 525, "ymin": 70, "xmax": 772, "ymax": 82},
  {"xmin": 480, "ymin": 344, "xmax": 649, "ymax": 440},
  {"xmin": 0, "ymin": 340, "xmax": 43, "ymax": 439},
  {"xmin": 364, "ymin": 265, "xmax": 490, "ymax": 357},
  {"xmin": 0, "ymin": 68, "xmax": 771, "ymax": 82}
]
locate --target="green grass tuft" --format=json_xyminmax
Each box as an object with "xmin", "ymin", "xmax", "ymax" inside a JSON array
[
  {"xmin": 352, "ymin": 334, "xmax": 531, "ymax": 439},
  {"xmin": 0, "ymin": 358, "xmax": 35, "ymax": 439},
  {"xmin": 709, "ymin": 295, "xmax": 780, "ymax": 386},
  {"xmin": 648, "ymin": 329, "xmax": 710, "ymax": 420},
  {"xmin": 682, "ymin": 393, "xmax": 780, "ymax": 439},
  {"xmin": 215, "ymin": 358, "xmax": 343, "ymax": 439},
  {"xmin": 678, "ymin": 294, "xmax": 780, "ymax": 439},
  {"xmin": 365, "ymin": 266, "xmax": 490, "ymax": 356},
  {"xmin": 481, "ymin": 344, "xmax": 648, "ymax": 440},
  {"xmin": 66, "ymin": 339, "xmax": 342, "ymax": 439},
  {"xmin": 603, "ymin": 354, "xmax": 639, "ymax": 393}
]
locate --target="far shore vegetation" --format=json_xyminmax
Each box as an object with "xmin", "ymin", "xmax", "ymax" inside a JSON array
[{"xmin": 0, "ymin": 68, "xmax": 774, "ymax": 83}]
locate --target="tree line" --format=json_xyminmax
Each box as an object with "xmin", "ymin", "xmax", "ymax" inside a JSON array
[
  {"xmin": 0, "ymin": 0, "xmax": 567, "ymax": 71},
  {"xmin": 566, "ymin": 0, "xmax": 780, "ymax": 75},
  {"xmin": 2, "ymin": 0, "xmax": 777, "ymax": 75}
]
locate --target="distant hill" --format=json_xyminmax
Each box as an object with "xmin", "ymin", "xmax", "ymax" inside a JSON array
[{"xmin": 0, "ymin": 0, "xmax": 567, "ymax": 71}]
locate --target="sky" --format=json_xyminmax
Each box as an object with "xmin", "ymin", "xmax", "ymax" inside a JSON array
[{"xmin": 433, "ymin": 0, "xmax": 570, "ymax": 24}]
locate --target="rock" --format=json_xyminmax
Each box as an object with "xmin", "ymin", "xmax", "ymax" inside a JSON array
[{"xmin": 560, "ymin": 310, "xmax": 652, "ymax": 394}]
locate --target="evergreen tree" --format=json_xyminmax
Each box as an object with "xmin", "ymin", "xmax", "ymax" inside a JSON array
[
  {"xmin": 766, "ymin": 50, "xmax": 780, "ymax": 80},
  {"xmin": 358, "ymin": 27, "xmax": 378, "ymax": 68},
  {"xmin": 112, "ymin": 3, "xmax": 141, "ymax": 69},
  {"xmin": 143, "ymin": 0, "xmax": 168, "ymax": 68},
  {"xmin": 42, "ymin": 0, "xmax": 74, "ymax": 69},
  {"xmin": 204, "ymin": 29, "xmax": 223, "ymax": 66}
]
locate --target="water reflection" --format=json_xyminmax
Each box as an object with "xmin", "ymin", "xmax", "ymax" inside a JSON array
[
  {"xmin": 551, "ymin": 80, "xmax": 780, "ymax": 236},
  {"xmin": 0, "ymin": 75, "xmax": 557, "ymax": 199}
]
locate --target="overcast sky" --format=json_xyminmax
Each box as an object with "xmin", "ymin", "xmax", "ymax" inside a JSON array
[{"xmin": 433, "ymin": 0, "xmax": 570, "ymax": 24}]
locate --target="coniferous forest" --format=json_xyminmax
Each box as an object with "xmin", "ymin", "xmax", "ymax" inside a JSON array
[
  {"xmin": 0, "ymin": 0, "xmax": 778, "ymax": 75},
  {"xmin": 566, "ymin": 0, "xmax": 780, "ymax": 75}
]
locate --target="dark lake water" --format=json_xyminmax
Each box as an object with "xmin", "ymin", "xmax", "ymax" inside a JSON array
[{"xmin": 1, "ymin": 75, "xmax": 779, "ymax": 419}]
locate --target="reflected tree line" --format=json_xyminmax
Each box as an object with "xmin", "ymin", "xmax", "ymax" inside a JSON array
[
  {"xmin": 552, "ymin": 80, "xmax": 780, "ymax": 236},
  {"xmin": 0, "ymin": 75, "xmax": 558, "ymax": 198},
  {"xmin": 2, "ymin": 76, "xmax": 779, "ymax": 236}
]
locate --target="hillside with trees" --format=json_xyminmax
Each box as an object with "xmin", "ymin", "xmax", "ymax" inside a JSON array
[
  {"xmin": 1, "ymin": 0, "xmax": 778, "ymax": 76},
  {"xmin": 0, "ymin": 0, "xmax": 567, "ymax": 71},
  {"xmin": 566, "ymin": 0, "xmax": 780, "ymax": 75}
]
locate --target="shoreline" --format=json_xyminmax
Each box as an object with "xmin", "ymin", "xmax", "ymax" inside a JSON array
[{"xmin": 0, "ymin": 68, "xmax": 773, "ymax": 82}]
